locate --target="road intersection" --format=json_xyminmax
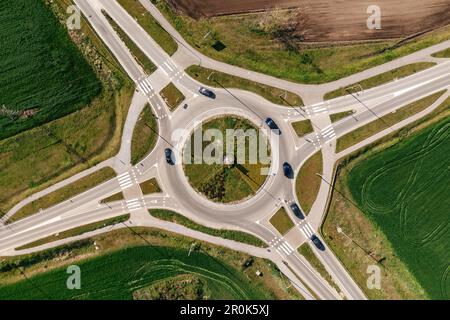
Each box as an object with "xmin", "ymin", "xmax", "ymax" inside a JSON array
[{"xmin": 0, "ymin": 0, "xmax": 449, "ymax": 300}]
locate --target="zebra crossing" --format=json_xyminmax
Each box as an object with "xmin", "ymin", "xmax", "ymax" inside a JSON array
[
  {"xmin": 319, "ymin": 124, "xmax": 336, "ymax": 143},
  {"xmin": 137, "ymin": 76, "xmax": 156, "ymax": 99},
  {"xmin": 297, "ymin": 220, "xmax": 316, "ymax": 240},
  {"xmin": 304, "ymin": 102, "xmax": 330, "ymax": 116},
  {"xmin": 117, "ymin": 170, "xmax": 137, "ymax": 190},
  {"xmin": 160, "ymin": 59, "xmax": 184, "ymax": 82},
  {"xmin": 269, "ymin": 237, "xmax": 296, "ymax": 257},
  {"xmin": 122, "ymin": 198, "xmax": 142, "ymax": 212}
]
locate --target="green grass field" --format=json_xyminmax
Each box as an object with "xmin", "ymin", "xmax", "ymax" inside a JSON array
[
  {"xmin": 184, "ymin": 116, "xmax": 270, "ymax": 203},
  {"xmin": 0, "ymin": 245, "xmax": 270, "ymax": 299},
  {"xmin": 0, "ymin": 0, "xmax": 101, "ymax": 139},
  {"xmin": 0, "ymin": 0, "xmax": 134, "ymax": 216},
  {"xmin": 346, "ymin": 116, "xmax": 450, "ymax": 299}
]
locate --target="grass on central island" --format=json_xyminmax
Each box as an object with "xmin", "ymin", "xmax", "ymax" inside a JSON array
[{"xmin": 183, "ymin": 116, "xmax": 270, "ymax": 203}]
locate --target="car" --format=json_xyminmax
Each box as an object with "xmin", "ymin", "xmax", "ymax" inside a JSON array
[
  {"xmin": 283, "ymin": 162, "xmax": 293, "ymax": 179},
  {"xmin": 290, "ymin": 203, "xmax": 305, "ymax": 220},
  {"xmin": 311, "ymin": 235, "xmax": 325, "ymax": 251},
  {"xmin": 198, "ymin": 86, "xmax": 216, "ymax": 99},
  {"xmin": 164, "ymin": 148, "xmax": 175, "ymax": 165},
  {"xmin": 264, "ymin": 118, "xmax": 281, "ymax": 135}
]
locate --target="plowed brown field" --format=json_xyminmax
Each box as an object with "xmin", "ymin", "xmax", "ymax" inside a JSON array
[{"xmin": 167, "ymin": 0, "xmax": 450, "ymax": 42}]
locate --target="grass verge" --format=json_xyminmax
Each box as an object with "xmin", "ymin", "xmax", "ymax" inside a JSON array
[
  {"xmin": 269, "ymin": 208, "xmax": 294, "ymax": 236},
  {"xmin": 103, "ymin": 10, "xmax": 156, "ymax": 75},
  {"xmin": 149, "ymin": 209, "xmax": 266, "ymax": 248},
  {"xmin": 131, "ymin": 103, "xmax": 158, "ymax": 165},
  {"xmin": 296, "ymin": 152, "xmax": 323, "ymax": 215},
  {"xmin": 16, "ymin": 214, "xmax": 130, "ymax": 250},
  {"xmin": 298, "ymin": 243, "xmax": 341, "ymax": 294},
  {"xmin": 432, "ymin": 48, "xmax": 450, "ymax": 58},
  {"xmin": 336, "ymin": 90, "xmax": 446, "ymax": 152},
  {"xmin": 186, "ymin": 65, "xmax": 303, "ymax": 106},
  {"xmin": 100, "ymin": 192, "xmax": 124, "ymax": 204},
  {"xmin": 140, "ymin": 178, "xmax": 161, "ymax": 194},
  {"xmin": 324, "ymin": 62, "xmax": 436, "ymax": 100},
  {"xmin": 160, "ymin": 83, "xmax": 185, "ymax": 111},
  {"xmin": 291, "ymin": 120, "xmax": 314, "ymax": 137},
  {"xmin": 330, "ymin": 110, "xmax": 355, "ymax": 123},
  {"xmin": 7, "ymin": 168, "xmax": 117, "ymax": 224},
  {"xmin": 117, "ymin": 0, "xmax": 178, "ymax": 55}
]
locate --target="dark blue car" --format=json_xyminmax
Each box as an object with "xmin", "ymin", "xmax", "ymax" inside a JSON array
[
  {"xmin": 265, "ymin": 118, "xmax": 281, "ymax": 135},
  {"xmin": 165, "ymin": 148, "xmax": 175, "ymax": 165},
  {"xmin": 290, "ymin": 203, "xmax": 305, "ymax": 220},
  {"xmin": 283, "ymin": 162, "xmax": 293, "ymax": 179},
  {"xmin": 199, "ymin": 86, "xmax": 216, "ymax": 99},
  {"xmin": 311, "ymin": 235, "xmax": 325, "ymax": 251}
]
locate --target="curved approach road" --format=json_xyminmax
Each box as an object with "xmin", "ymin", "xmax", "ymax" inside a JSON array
[{"xmin": 1, "ymin": 0, "xmax": 449, "ymax": 300}]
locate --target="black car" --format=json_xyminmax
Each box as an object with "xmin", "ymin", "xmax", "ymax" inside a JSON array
[
  {"xmin": 198, "ymin": 86, "xmax": 216, "ymax": 99},
  {"xmin": 164, "ymin": 148, "xmax": 175, "ymax": 165},
  {"xmin": 290, "ymin": 203, "xmax": 305, "ymax": 220},
  {"xmin": 264, "ymin": 118, "xmax": 281, "ymax": 135},
  {"xmin": 283, "ymin": 162, "xmax": 293, "ymax": 179},
  {"xmin": 311, "ymin": 235, "xmax": 325, "ymax": 251}
]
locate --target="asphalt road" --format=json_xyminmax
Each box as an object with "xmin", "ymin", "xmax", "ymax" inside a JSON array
[{"xmin": 0, "ymin": 0, "xmax": 449, "ymax": 300}]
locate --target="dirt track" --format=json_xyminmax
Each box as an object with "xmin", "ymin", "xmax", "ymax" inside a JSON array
[{"xmin": 167, "ymin": 0, "xmax": 450, "ymax": 42}]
